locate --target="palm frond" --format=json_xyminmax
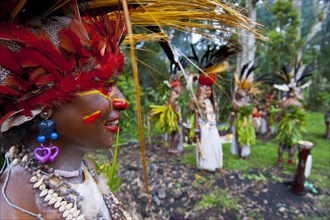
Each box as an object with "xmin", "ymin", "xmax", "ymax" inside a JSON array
[{"xmin": 85, "ymin": 0, "xmax": 266, "ymax": 42}]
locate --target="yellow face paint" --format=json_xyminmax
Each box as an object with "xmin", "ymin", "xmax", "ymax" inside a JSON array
[
  {"xmin": 83, "ymin": 110, "xmax": 102, "ymax": 123},
  {"xmin": 78, "ymin": 90, "xmax": 112, "ymax": 101}
]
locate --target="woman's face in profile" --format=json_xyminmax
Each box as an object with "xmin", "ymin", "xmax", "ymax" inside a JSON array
[{"xmin": 51, "ymin": 85, "xmax": 127, "ymax": 150}]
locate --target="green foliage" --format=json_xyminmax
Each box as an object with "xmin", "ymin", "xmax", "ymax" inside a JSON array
[
  {"xmin": 117, "ymin": 75, "xmax": 142, "ymax": 138},
  {"xmin": 235, "ymin": 105, "xmax": 256, "ymax": 146},
  {"xmin": 274, "ymin": 105, "xmax": 307, "ymax": 146},
  {"xmin": 181, "ymin": 111, "xmax": 329, "ymax": 190},
  {"xmin": 135, "ymin": 41, "xmax": 169, "ymax": 89},
  {"xmin": 94, "ymin": 132, "xmax": 121, "ymax": 192},
  {"xmin": 242, "ymin": 172, "xmax": 267, "ymax": 182},
  {"xmin": 218, "ymin": 123, "xmax": 229, "ymax": 132},
  {"xmin": 247, "ymin": 210, "xmax": 263, "ymax": 220},
  {"xmin": 269, "ymin": 105, "xmax": 281, "ymax": 127},
  {"xmin": 149, "ymin": 104, "xmax": 179, "ymax": 133},
  {"xmin": 145, "ymin": 86, "xmax": 169, "ymax": 105},
  {"xmin": 194, "ymin": 189, "xmax": 239, "ymax": 211},
  {"xmin": 302, "ymin": 112, "xmax": 330, "ymax": 190},
  {"xmin": 182, "ymin": 144, "xmax": 197, "ymax": 167},
  {"xmin": 95, "ymin": 161, "xmax": 121, "ymax": 192},
  {"xmin": 213, "ymin": 71, "xmax": 234, "ymax": 123},
  {"xmin": 271, "ymin": 174, "xmax": 283, "ymax": 183},
  {"xmin": 257, "ymin": 0, "xmax": 300, "ymax": 73},
  {"xmin": 307, "ymin": 75, "xmax": 330, "ymax": 111},
  {"xmin": 256, "ymin": 0, "xmax": 329, "ymax": 110},
  {"xmin": 188, "ymin": 113, "xmax": 196, "ymax": 139},
  {"xmin": 118, "ymin": 40, "xmax": 170, "ymax": 140}
]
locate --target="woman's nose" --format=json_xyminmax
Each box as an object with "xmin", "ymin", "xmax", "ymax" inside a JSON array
[
  {"xmin": 111, "ymin": 86, "xmax": 128, "ymax": 110},
  {"xmin": 112, "ymin": 98, "xmax": 128, "ymax": 110}
]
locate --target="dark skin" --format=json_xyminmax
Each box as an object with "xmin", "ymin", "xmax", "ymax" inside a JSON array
[{"xmin": 0, "ymin": 86, "xmax": 127, "ymax": 219}]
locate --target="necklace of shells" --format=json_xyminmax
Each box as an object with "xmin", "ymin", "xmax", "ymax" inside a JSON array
[{"xmin": 3, "ymin": 145, "xmax": 127, "ymax": 220}]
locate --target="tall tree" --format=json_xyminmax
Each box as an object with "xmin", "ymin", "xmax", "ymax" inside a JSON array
[
  {"xmin": 236, "ymin": 0, "xmax": 258, "ymax": 79},
  {"xmin": 296, "ymin": 0, "xmax": 330, "ymax": 63},
  {"xmin": 256, "ymin": 0, "xmax": 330, "ymax": 109},
  {"xmin": 262, "ymin": 0, "xmax": 300, "ymax": 73}
]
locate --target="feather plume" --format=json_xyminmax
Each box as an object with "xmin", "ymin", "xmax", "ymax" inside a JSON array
[
  {"xmin": 0, "ymin": 14, "xmax": 126, "ymax": 123},
  {"xmin": 0, "ymin": 47, "xmax": 23, "ymax": 74},
  {"xmin": 244, "ymin": 64, "xmax": 258, "ymax": 80},
  {"xmin": 235, "ymin": 63, "xmax": 260, "ymax": 96},
  {"xmin": 240, "ymin": 62, "xmax": 250, "ymax": 80}
]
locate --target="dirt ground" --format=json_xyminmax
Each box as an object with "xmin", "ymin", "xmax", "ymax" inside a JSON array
[{"xmin": 114, "ymin": 141, "xmax": 329, "ymax": 220}]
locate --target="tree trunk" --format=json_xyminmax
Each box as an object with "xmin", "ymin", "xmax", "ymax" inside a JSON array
[
  {"xmin": 293, "ymin": 0, "xmax": 302, "ymax": 39},
  {"xmin": 236, "ymin": 0, "xmax": 257, "ymax": 79},
  {"xmin": 296, "ymin": 1, "xmax": 330, "ymax": 63}
]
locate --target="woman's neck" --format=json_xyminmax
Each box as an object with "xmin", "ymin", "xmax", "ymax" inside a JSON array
[{"xmin": 50, "ymin": 144, "xmax": 85, "ymax": 171}]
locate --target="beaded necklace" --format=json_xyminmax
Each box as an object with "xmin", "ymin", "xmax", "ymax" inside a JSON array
[
  {"xmin": 54, "ymin": 164, "xmax": 84, "ymax": 178},
  {"xmin": 2, "ymin": 145, "xmax": 126, "ymax": 220}
]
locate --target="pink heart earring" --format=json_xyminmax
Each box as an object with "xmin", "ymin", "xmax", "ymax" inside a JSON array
[
  {"xmin": 34, "ymin": 112, "xmax": 59, "ymax": 163},
  {"xmin": 34, "ymin": 147, "xmax": 51, "ymax": 164}
]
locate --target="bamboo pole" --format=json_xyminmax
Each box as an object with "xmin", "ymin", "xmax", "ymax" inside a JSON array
[{"xmin": 122, "ymin": 0, "xmax": 150, "ymax": 199}]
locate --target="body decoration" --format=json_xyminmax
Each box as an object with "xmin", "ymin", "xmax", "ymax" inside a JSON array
[
  {"xmin": 231, "ymin": 63, "xmax": 260, "ymax": 158},
  {"xmin": 0, "ymin": 15, "xmax": 126, "ymax": 132},
  {"xmin": 195, "ymin": 85, "xmax": 223, "ymax": 171},
  {"xmin": 270, "ymin": 64, "xmax": 311, "ymax": 167},
  {"xmin": 234, "ymin": 104, "xmax": 256, "ymax": 155},
  {"xmin": 2, "ymin": 145, "xmax": 126, "ymax": 220},
  {"xmin": 0, "ymin": 2, "xmax": 128, "ymax": 219},
  {"xmin": 189, "ymin": 44, "xmax": 237, "ymax": 171},
  {"xmin": 0, "ymin": 1, "xmax": 265, "ymax": 219},
  {"xmin": 150, "ymin": 74, "xmax": 183, "ymax": 153}
]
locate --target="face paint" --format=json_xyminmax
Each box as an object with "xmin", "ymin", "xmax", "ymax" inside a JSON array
[
  {"xmin": 78, "ymin": 90, "xmax": 112, "ymax": 102},
  {"xmin": 83, "ymin": 110, "xmax": 102, "ymax": 123},
  {"xmin": 112, "ymin": 98, "xmax": 128, "ymax": 110},
  {"xmin": 99, "ymin": 82, "xmax": 115, "ymax": 97}
]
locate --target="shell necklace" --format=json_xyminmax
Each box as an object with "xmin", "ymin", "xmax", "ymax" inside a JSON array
[{"xmin": 3, "ymin": 145, "xmax": 126, "ymax": 220}]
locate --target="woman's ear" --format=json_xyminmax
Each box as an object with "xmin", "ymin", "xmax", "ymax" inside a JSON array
[{"xmin": 40, "ymin": 108, "xmax": 53, "ymax": 119}]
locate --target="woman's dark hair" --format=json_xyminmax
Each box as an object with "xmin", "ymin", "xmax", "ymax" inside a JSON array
[
  {"xmin": 208, "ymin": 86, "xmax": 215, "ymax": 106},
  {"xmin": 0, "ymin": 116, "xmax": 41, "ymax": 151}
]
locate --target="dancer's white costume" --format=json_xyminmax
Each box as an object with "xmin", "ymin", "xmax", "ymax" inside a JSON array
[{"xmin": 196, "ymin": 98, "xmax": 223, "ymax": 171}]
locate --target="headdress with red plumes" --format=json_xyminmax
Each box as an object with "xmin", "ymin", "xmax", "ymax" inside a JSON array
[
  {"xmin": 190, "ymin": 43, "xmax": 239, "ymax": 86},
  {"xmin": 0, "ymin": 11, "xmax": 126, "ymax": 132}
]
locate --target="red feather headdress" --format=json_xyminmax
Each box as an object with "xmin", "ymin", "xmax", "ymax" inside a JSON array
[
  {"xmin": 0, "ymin": 14, "xmax": 126, "ymax": 132},
  {"xmin": 190, "ymin": 43, "xmax": 238, "ymax": 87}
]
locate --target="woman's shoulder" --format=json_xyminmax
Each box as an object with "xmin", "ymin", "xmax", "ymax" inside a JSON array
[{"xmin": 0, "ymin": 166, "xmax": 61, "ymax": 219}]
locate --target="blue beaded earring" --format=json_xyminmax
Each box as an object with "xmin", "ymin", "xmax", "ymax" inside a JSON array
[{"xmin": 34, "ymin": 112, "xmax": 59, "ymax": 163}]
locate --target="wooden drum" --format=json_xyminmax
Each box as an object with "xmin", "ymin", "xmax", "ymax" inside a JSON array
[{"xmin": 291, "ymin": 140, "xmax": 314, "ymax": 195}]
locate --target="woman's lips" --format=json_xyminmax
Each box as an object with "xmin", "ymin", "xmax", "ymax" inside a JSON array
[{"xmin": 104, "ymin": 118, "xmax": 119, "ymax": 133}]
